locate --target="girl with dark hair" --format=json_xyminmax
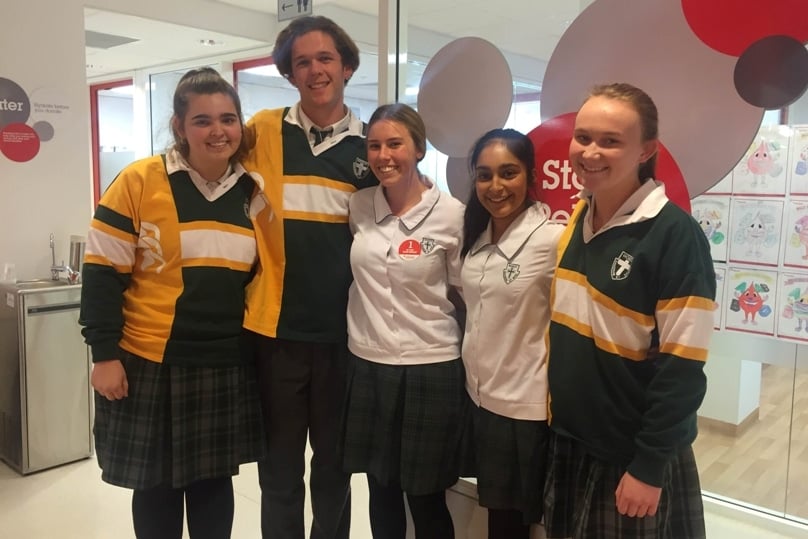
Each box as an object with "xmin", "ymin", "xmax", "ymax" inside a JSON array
[
  {"xmin": 79, "ymin": 67, "xmax": 268, "ymax": 539},
  {"xmin": 460, "ymin": 128, "xmax": 564, "ymax": 538}
]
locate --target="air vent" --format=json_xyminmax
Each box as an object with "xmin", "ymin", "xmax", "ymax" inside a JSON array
[{"xmin": 85, "ymin": 30, "xmax": 138, "ymax": 49}]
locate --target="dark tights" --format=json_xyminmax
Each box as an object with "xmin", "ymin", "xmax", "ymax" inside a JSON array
[
  {"xmin": 487, "ymin": 508, "xmax": 530, "ymax": 539},
  {"xmin": 131, "ymin": 477, "xmax": 234, "ymax": 539},
  {"xmin": 367, "ymin": 474, "xmax": 454, "ymax": 539}
]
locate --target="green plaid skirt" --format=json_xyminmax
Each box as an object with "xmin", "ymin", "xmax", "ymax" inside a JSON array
[
  {"xmin": 543, "ymin": 431, "xmax": 706, "ymax": 539},
  {"xmin": 459, "ymin": 400, "xmax": 549, "ymax": 524},
  {"xmin": 93, "ymin": 350, "xmax": 266, "ymax": 490},
  {"xmin": 340, "ymin": 354, "xmax": 466, "ymax": 495}
]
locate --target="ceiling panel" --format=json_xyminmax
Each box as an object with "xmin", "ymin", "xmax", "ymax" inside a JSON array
[
  {"xmin": 84, "ymin": 7, "xmax": 269, "ymax": 78},
  {"xmin": 216, "ymin": 0, "xmax": 576, "ymax": 60},
  {"xmin": 84, "ymin": 0, "xmax": 586, "ymax": 84}
]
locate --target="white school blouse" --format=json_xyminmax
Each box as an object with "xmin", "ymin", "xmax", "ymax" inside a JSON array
[
  {"xmin": 347, "ymin": 179, "xmax": 464, "ymax": 365},
  {"xmin": 461, "ymin": 202, "xmax": 564, "ymax": 420}
]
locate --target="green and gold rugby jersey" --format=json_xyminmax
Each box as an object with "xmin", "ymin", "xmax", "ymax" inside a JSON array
[
  {"xmin": 243, "ymin": 106, "xmax": 377, "ymax": 343},
  {"xmin": 547, "ymin": 181, "xmax": 716, "ymax": 487},
  {"xmin": 80, "ymin": 153, "xmax": 262, "ymax": 367}
]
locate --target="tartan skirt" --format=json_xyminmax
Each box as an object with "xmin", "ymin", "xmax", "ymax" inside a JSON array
[
  {"xmin": 459, "ymin": 400, "xmax": 549, "ymax": 524},
  {"xmin": 93, "ymin": 350, "xmax": 266, "ymax": 490},
  {"xmin": 340, "ymin": 354, "xmax": 466, "ymax": 495},
  {"xmin": 543, "ymin": 431, "xmax": 706, "ymax": 539}
]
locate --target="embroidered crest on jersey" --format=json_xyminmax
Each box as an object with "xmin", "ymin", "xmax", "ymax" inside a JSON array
[
  {"xmin": 611, "ymin": 251, "xmax": 633, "ymax": 280},
  {"xmin": 353, "ymin": 157, "xmax": 370, "ymax": 179},
  {"xmin": 421, "ymin": 237, "xmax": 436, "ymax": 254},
  {"xmin": 503, "ymin": 262, "xmax": 520, "ymax": 284},
  {"xmin": 138, "ymin": 221, "xmax": 166, "ymax": 273}
]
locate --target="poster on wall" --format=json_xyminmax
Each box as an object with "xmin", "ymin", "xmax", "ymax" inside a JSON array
[
  {"xmin": 704, "ymin": 172, "xmax": 733, "ymax": 195},
  {"xmin": 732, "ymin": 125, "xmax": 792, "ymax": 197},
  {"xmin": 691, "ymin": 195, "xmax": 730, "ymax": 262},
  {"xmin": 0, "ymin": 76, "xmax": 71, "ymax": 163},
  {"xmin": 781, "ymin": 199, "xmax": 808, "ymax": 269},
  {"xmin": 776, "ymin": 272, "xmax": 808, "ymax": 342},
  {"xmin": 725, "ymin": 267, "xmax": 777, "ymax": 336},
  {"xmin": 790, "ymin": 125, "xmax": 808, "ymax": 196},
  {"xmin": 714, "ymin": 264, "xmax": 726, "ymax": 330},
  {"xmin": 728, "ymin": 198, "xmax": 783, "ymax": 266}
]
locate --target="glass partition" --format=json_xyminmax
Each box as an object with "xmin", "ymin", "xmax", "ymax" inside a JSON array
[
  {"xmin": 149, "ymin": 69, "xmax": 193, "ymax": 155},
  {"xmin": 90, "ymin": 79, "xmax": 134, "ymax": 203}
]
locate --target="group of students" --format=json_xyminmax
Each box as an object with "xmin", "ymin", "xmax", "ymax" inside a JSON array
[{"xmin": 78, "ymin": 14, "xmax": 716, "ymax": 539}]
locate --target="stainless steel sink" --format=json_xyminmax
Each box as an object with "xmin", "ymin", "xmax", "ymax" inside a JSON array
[{"xmin": 14, "ymin": 279, "xmax": 72, "ymax": 290}]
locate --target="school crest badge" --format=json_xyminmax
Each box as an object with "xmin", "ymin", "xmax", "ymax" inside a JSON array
[
  {"xmin": 503, "ymin": 262, "xmax": 520, "ymax": 284},
  {"xmin": 611, "ymin": 251, "xmax": 634, "ymax": 280},
  {"xmin": 421, "ymin": 238, "xmax": 436, "ymax": 254},
  {"xmin": 353, "ymin": 157, "xmax": 370, "ymax": 179}
]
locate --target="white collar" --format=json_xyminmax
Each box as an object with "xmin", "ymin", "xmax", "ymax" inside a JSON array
[
  {"xmin": 165, "ymin": 147, "xmax": 251, "ymax": 202},
  {"xmin": 470, "ymin": 202, "xmax": 551, "ymax": 258},
  {"xmin": 579, "ymin": 180, "xmax": 669, "ymax": 240},
  {"xmin": 372, "ymin": 176, "xmax": 441, "ymax": 231},
  {"xmin": 285, "ymin": 103, "xmax": 366, "ymax": 155}
]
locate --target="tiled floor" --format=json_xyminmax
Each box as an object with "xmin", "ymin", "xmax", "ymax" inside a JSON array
[{"xmin": 2, "ymin": 455, "xmax": 808, "ymax": 538}]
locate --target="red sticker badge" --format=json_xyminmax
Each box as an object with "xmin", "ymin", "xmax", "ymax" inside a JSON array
[{"xmin": 398, "ymin": 239, "xmax": 422, "ymax": 260}]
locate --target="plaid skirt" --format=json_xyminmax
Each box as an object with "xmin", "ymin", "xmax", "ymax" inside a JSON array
[
  {"xmin": 340, "ymin": 354, "xmax": 466, "ymax": 495},
  {"xmin": 93, "ymin": 350, "xmax": 266, "ymax": 490},
  {"xmin": 459, "ymin": 399, "xmax": 548, "ymax": 524},
  {"xmin": 543, "ymin": 431, "xmax": 706, "ymax": 539}
]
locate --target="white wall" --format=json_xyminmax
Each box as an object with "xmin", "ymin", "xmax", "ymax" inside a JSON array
[{"xmin": 0, "ymin": 0, "xmax": 93, "ymax": 280}]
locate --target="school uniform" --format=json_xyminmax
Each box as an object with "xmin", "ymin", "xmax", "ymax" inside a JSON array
[
  {"xmin": 242, "ymin": 104, "xmax": 377, "ymax": 539},
  {"xmin": 341, "ymin": 179, "xmax": 466, "ymax": 495},
  {"xmin": 80, "ymin": 149, "xmax": 268, "ymax": 490},
  {"xmin": 544, "ymin": 181, "xmax": 715, "ymax": 538},
  {"xmin": 460, "ymin": 202, "xmax": 564, "ymax": 523}
]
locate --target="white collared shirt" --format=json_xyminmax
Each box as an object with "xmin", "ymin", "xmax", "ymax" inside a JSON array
[
  {"xmin": 165, "ymin": 148, "xmax": 248, "ymax": 202},
  {"xmin": 580, "ymin": 179, "xmax": 667, "ymax": 242},
  {"xmin": 461, "ymin": 202, "xmax": 565, "ymax": 420},
  {"xmin": 347, "ymin": 179, "xmax": 465, "ymax": 365},
  {"xmin": 287, "ymin": 103, "xmax": 365, "ymax": 156}
]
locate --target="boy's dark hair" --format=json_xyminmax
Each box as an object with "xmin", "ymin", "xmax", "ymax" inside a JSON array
[{"xmin": 273, "ymin": 16, "xmax": 360, "ymax": 85}]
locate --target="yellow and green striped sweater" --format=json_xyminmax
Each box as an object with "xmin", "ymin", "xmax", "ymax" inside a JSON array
[
  {"xmin": 242, "ymin": 107, "xmax": 377, "ymax": 343},
  {"xmin": 80, "ymin": 154, "xmax": 263, "ymax": 367}
]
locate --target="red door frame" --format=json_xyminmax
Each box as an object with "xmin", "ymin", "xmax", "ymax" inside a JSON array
[{"xmin": 232, "ymin": 56, "xmax": 275, "ymax": 91}]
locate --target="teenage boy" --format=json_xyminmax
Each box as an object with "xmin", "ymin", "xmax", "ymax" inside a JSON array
[{"xmin": 243, "ymin": 15, "xmax": 377, "ymax": 539}]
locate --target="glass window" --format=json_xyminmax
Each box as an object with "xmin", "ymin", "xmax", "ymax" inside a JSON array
[{"xmin": 90, "ymin": 80, "xmax": 134, "ymax": 204}]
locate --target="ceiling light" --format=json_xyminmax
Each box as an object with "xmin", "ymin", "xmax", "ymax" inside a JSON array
[{"xmin": 199, "ymin": 39, "xmax": 223, "ymax": 47}]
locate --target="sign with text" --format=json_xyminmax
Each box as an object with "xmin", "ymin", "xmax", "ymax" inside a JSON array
[
  {"xmin": 278, "ymin": 0, "xmax": 312, "ymax": 22},
  {"xmin": 0, "ymin": 77, "xmax": 66, "ymax": 163}
]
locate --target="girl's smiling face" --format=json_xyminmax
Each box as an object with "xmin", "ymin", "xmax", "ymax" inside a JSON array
[
  {"xmin": 474, "ymin": 141, "xmax": 531, "ymax": 232},
  {"xmin": 569, "ymin": 95, "xmax": 658, "ymax": 197}
]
